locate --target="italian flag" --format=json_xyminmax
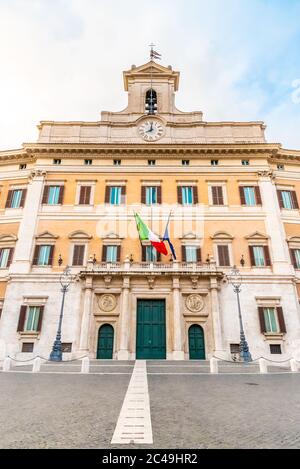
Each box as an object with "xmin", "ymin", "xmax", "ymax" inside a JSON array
[{"xmin": 134, "ymin": 212, "xmax": 168, "ymax": 256}]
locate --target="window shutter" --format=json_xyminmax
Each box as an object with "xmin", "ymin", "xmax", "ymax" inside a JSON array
[
  {"xmin": 277, "ymin": 190, "xmax": 284, "ymax": 209},
  {"xmin": 291, "ymin": 191, "xmax": 299, "ymax": 209},
  {"xmin": 196, "ymin": 247, "xmax": 201, "ymax": 262},
  {"xmin": 20, "ymin": 189, "xmax": 27, "ymax": 208},
  {"xmin": 48, "ymin": 245, "xmax": 54, "ymax": 266},
  {"xmin": 102, "ymin": 245, "xmax": 107, "ymax": 262},
  {"xmin": 249, "ymin": 246, "xmax": 255, "ymax": 266},
  {"xmin": 177, "ymin": 186, "xmax": 182, "ymax": 204},
  {"xmin": 263, "ymin": 246, "xmax": 271, "ymax": 266},
  {"xmin": 37, "ymin": 306, "xmax": 44, "ymax": 332},
  {"xmin": 5, "ymin": 190, "xmax": 13, "ymax": 208},
  {"xmin": 193, "ymin": 186, "xmax": 198, "ymax": 204},
  {"xmin": 32, "ymin": 245, "xmax": 40, "ymax": 265},
  {"xmin": 42, "ymin": 186, "xmax": 49, "ymax": 204},
  {"xmin": 79, "ymin": 186, "xmax": 85, "ymax": 205},
  {"xmin": 84, "ymin": 186, "xmax": 91, "ymax": 205},
  {"xmin": 255, "ymin": 186, "xmax": 262, "ymax": 205},
  {"xmin": 72, "ymin": 245, "xmax": 85, "ymax": 266},
  {"xmin": 104, "ymin": 186, "xmax": 110, "ymax": 203},
  {"xmin": 181, "ymin": 245, "xmax": 186, "ymax": 262},
  {"xmin": 217, "ymin": 186, "xmax": 224, "ymax": 205},
  {"xmin": 17, "ymin": 305, "xmax": 27, "ymax": 332},
  {"xmin": 258, "ymin": 307, "xmax": 266, "ymax": 333},
  {"xmin": 141, "ymin": 186, "xmax": 146, "ymax": 204},
  {"xmin": 7, "ymin": 248, "xmax": 14, "ymax": 267},
  {"xmin": 218, "ymin": 245, "xmax": 230, "ymax": 266},
  {"xmin": 156, "ymin": 251, "xmax": 161, "ymax": 262},
  {"xmin": 277, "ymin": 307, "xmax": 286, "ymax": 333},
  {"xmin": 290, "ymin": 249, "xmax": 298, "ymax": 268},
  {"xmin": 142, "ymin": 245, "xmax": 147, "ymax": 262},
  {"xmin": 58, "ymin": 186, "xmax": 64, "ymax": 205},
  {"xmin": 239, "ymin": 187, "xmax": 246, "ymax": 205},
  {"xmin": 157, "ymin": 186, "xmax": 162, "ymax": 204},
  {"xmin": 211, "ymin": 186, "xmax": 218, "ymax": 205},
  {"xmin": 121, "ymin": 186, "xmax": 126, "ymax": 202},
  {"xmin": 116, "ymin": 245, "xmax": 121, "ymax": 262}
]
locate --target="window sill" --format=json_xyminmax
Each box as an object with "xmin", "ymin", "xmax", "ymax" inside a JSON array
[
  {"xmin": 18, "ymin": 331, "xmax": 40, "ymax": 339},
  {"xmin": 263, "ymin": 333, "xmax": 285, "ymax": 341}
]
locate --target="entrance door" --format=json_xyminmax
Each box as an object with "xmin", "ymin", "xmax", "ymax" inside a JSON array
[
  {"xmin": 97, "ymin": 324, "xmax": 114, "ymax": 359},
  {"xmin": 136, "ymin": 299, "xmax": 166, "ymax": 359},
  {"xmin": 188, "ymin": 324, "xmax": 205, "ymax": 359}
]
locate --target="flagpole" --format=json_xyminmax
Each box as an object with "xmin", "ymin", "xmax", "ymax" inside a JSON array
[{"xmin": 133, "ymin": 211, "xmax": 144, "ymax": 263}]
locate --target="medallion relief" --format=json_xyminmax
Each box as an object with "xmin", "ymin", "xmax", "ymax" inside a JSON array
[
  {"xmin": 185, "ymin": 294, "xmax": 204, "ymax": 313},
  {"xmin": 97, "ymin": 293, "xmax": 117, "ymax": 312}
]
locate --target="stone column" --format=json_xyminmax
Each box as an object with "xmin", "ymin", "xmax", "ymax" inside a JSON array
[
  {"xmin": 258, "ymin": 172, "xmax": 292, "ymax": 275},
  {"xmin": 10, "ymin": 170, "xmax": 46, "ymax": 274},
  {"xmin": 172, "ymin": 277, "xmax": 185, "ymax": 360},
  {"xmin": 79, "ymin": 276, "xmax": 93, "ymax": 352},
  {"xmin": 210, "ymin": 277, "xmax": 223, "ymax": 353},
  {"xmin": 117, "ymin": 276, "xmax": 131, "ymax": 360}
]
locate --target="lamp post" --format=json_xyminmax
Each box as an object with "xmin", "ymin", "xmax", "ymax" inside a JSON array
[
  {"xmin": 49, "ymin": 266, "xmax": 73, "ymax": 362},
  {"xmin": 228, "ymin": 266, "xmax": 252, "ymax": 362}
]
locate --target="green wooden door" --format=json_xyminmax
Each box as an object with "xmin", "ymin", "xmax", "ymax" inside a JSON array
[
  {"xmin": 189, "ymin": 324, "xmax": 205, "ymax": 360},
  {"xmin": 136, "ymin": 299, "xmax": 166, "ymax": 359},
  {"xmin": 97, "ymin": 324, "xmax": 114, "ymax": 359}
]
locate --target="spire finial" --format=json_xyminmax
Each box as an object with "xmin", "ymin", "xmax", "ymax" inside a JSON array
[{"xmin": 149, "ymin": 43, "xmax": 161, "ymax": 61}]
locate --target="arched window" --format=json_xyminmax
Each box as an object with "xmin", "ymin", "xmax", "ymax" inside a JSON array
[{"xmin": 145, "ymin": 89, "xmax": 157, "ymax": 115}]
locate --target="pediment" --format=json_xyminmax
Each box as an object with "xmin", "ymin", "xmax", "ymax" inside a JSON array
[
  {"xmin": 0, "ymin": 234, "xmax": 18, "ymax": 243},
  {"xmin": 123, "ymin": 61, "xmax": 180, "ymax": 90},
  {"xmin": 35, "ymin": 231, "xmax": 58, "ymax": 240},
  {"xmin": 287, "ymin": 236, "xmax": 300, "ymax": 244},
  {"xmin": 211, "ymin": 231, "xmax": 233, "ymax": 240},
  {"xmin": 68, "ymin": 230, "xmax": 92, "ymax": 240},
  {"xmin": 180, "ymin": 232, "xmax": 201, "ymax": 240},
  {"xmin": 245, "ymin": 231, "xmax": 269, "ymax": 240},
  {"xmin": 101, "ymin": 232, "xmax": 124, "ymax": 240}
]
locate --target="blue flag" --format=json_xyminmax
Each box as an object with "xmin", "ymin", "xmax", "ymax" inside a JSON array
[{"xmin": 163, "ymin": 215, "xmax": 176, "ymax": 260}]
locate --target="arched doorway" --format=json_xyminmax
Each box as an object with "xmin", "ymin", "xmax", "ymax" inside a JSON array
[
  {"xmin": 97, "ymin": 324, "xmax": 114, "ymax": 359},
  {"xmin": 188, "ymin": 324, "xmax": 205, "ymax": 360}
]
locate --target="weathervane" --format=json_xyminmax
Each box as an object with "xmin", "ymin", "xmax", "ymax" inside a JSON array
[{"xmin": 146, "ymin": 44, "xmax": 161, "ymax": 115}]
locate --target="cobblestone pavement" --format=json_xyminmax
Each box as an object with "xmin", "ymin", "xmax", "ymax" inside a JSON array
[{"xmin": 0, "ymin": 360, "xmax": 299, "ymax": 448}]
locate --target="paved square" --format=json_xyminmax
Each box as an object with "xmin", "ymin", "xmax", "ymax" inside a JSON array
[{"xmin": 0, "ymin": 361, "xmax": 299, "ymax": 449}]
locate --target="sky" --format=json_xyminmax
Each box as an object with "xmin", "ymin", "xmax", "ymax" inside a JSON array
[{"xmin": 0, "ymin": 0, "xmax": 300, "ymax": 150}]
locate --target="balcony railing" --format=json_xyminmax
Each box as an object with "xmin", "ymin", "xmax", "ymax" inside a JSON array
[{"xmin": 82, "ymin": 259, "xmax": 220, "ymax": 275}]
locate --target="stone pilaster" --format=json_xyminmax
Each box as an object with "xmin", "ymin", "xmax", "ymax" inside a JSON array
[
  {"xmin": 79, "ymin": 276, "xmax": 93, "ymax": 352},
  {"xmin": 172, "ymin": 276, "xmax": 185, "ymax": 360},
  {"xmin": 9, "ymin": 170, "xmax": 46, "ymax": 274},
  {"xmin": 117, "ymin": 276, "xmax": 131, "ymax": 360},
  {"xmin": 210, "ymin": 277, "xmax": 223, "ymax": 353}
]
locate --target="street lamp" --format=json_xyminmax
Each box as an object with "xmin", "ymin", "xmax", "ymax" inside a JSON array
[
  {"xmin": 228, "ymin": 266, "xmax": 252, "ymax": 362},
  {"xmin": 49, "ymin": 266, "xmax": 73, "ymax": 362}
]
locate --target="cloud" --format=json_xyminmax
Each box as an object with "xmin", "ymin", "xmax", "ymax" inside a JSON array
[{"xmin": 0, "ymin": 0, "xmax": 300, "ymax": 150}]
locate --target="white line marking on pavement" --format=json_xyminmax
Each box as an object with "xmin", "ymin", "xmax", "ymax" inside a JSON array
[{"xmin": 111, "ymin": 360, "xmax": 153, "ymax": 445}]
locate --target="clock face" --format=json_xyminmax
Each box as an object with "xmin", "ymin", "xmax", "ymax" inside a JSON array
[{"xmin": 138, "ymin": 120, "xmax": 164, "ymax": 141}]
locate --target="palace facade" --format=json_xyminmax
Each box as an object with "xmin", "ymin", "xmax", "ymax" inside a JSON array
[{"xmin": 1, "ymin": 60, "xmax": 300, "ymax": 361}]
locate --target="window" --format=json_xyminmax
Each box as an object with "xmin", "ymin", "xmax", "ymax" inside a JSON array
[
  {"xmin": 230, "ymin": 343, "xmax": 240, "ymax": 354},
  {"xmin": 145, "ymin": 89, "xmax": 157, "ymax": 114},
  {"xmin": 258, "ymin": 306, "xmax": 286, "ymax": 334},
  {"xmin": 78, "ymin": 186, "xmax": 92, "ymax": 205},
  {"xmin": 242, "ymin": 160, "xmax": 250, "ymax": 166},
  {"xmin": 42, "ymin": 186, "xmax": 64, "ymax": 205},
  {"xmin": 277, "ymin": 164, "xmax": 285, "ymax": 171},
  {"xmin": 211, "ymin": 160, "xmax": 219, "ymax": 166},
  {"xmin": 84, "ymin": 159, "xmax": 92, "ymax": 165},
  {"xmin": 21, "ymin": 343, "xmax": 34, "ymax": 353},
  {"xmin": 145, "ymin": 245, "xmax": 158, "ymax": 262},
  {"xmin": 217, "ymin": 245, "xmax": 230, "ymax": 266},
  {"xmin": 72, "ymin": 245, "xmax": 85, "ymax": 266},
  {"xmin": 182, "ymin": 246, "xmax": 201, "ymax": 262},
  {"xmin": 0, "ymin": 248, "xmax": 13, "ymax": 268},
  {"xmin": 145, "ymin": 186, "xmax": 158, "ymax": 205},
  {"xmin": 102, "ymin": 245, "xmax": 120, "ymax": 262},
  {"xmin": 211, "ymin": 186, "xmax": 224, "ymax": 205},
  {"xmin": 240, "ymin": 186, "xmax": 261, "ymax": 206},
  {"xmin": 270, "ymin": 344, "xmax": 282, "ymax": 354},
  {"xmin": 113, "ymin": 160, "xmax": 121, "ymax": 166},
  {"xmin": 25, "ymin": 306, "xmax": 41, "ymax": 331},
  {"xmin": 109, "ymin": 186, "xmax": 121, "ymax": 205},
  {"xmin": 5, "ymin": 189, "xmax": 27, "ymax": 209},
  {"xmin": 53, "ymin": 159, "xmax": 61, "ymax": 165},
  {"xmin": 178, "ymin": 186, "xmax": 198, "ymax": 205},
  {"xmin": 249, "ymin": 245, "xmax": 271, "ymax": 267},
  {"xmin": 32, "ymin": 245, "xmax": 54, "ymax": 266},
  {"xmin": 148, "ymin": 160, "xmax": 156, "ymax": 166},
  {"xmin": 61, "ymin": 343, "xmax": 72, "ymax": 353},
  {"xmin": 277, "ymin": 190, "xmax": 299, "ymax": 210},
  {"xmin": 290, "ymin": 249, "xmax": 300, "ymax": 269},
  {"xmin": 17, "ymin": 305, "xmax": 44, "ymax": 333},
  {"xmin": 19, "ymin": 163, "xmax": 27, "ymax": 170},
  {"xmin": 182, "ymin": 160, "xmax": 190, "ymax": 166}
]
